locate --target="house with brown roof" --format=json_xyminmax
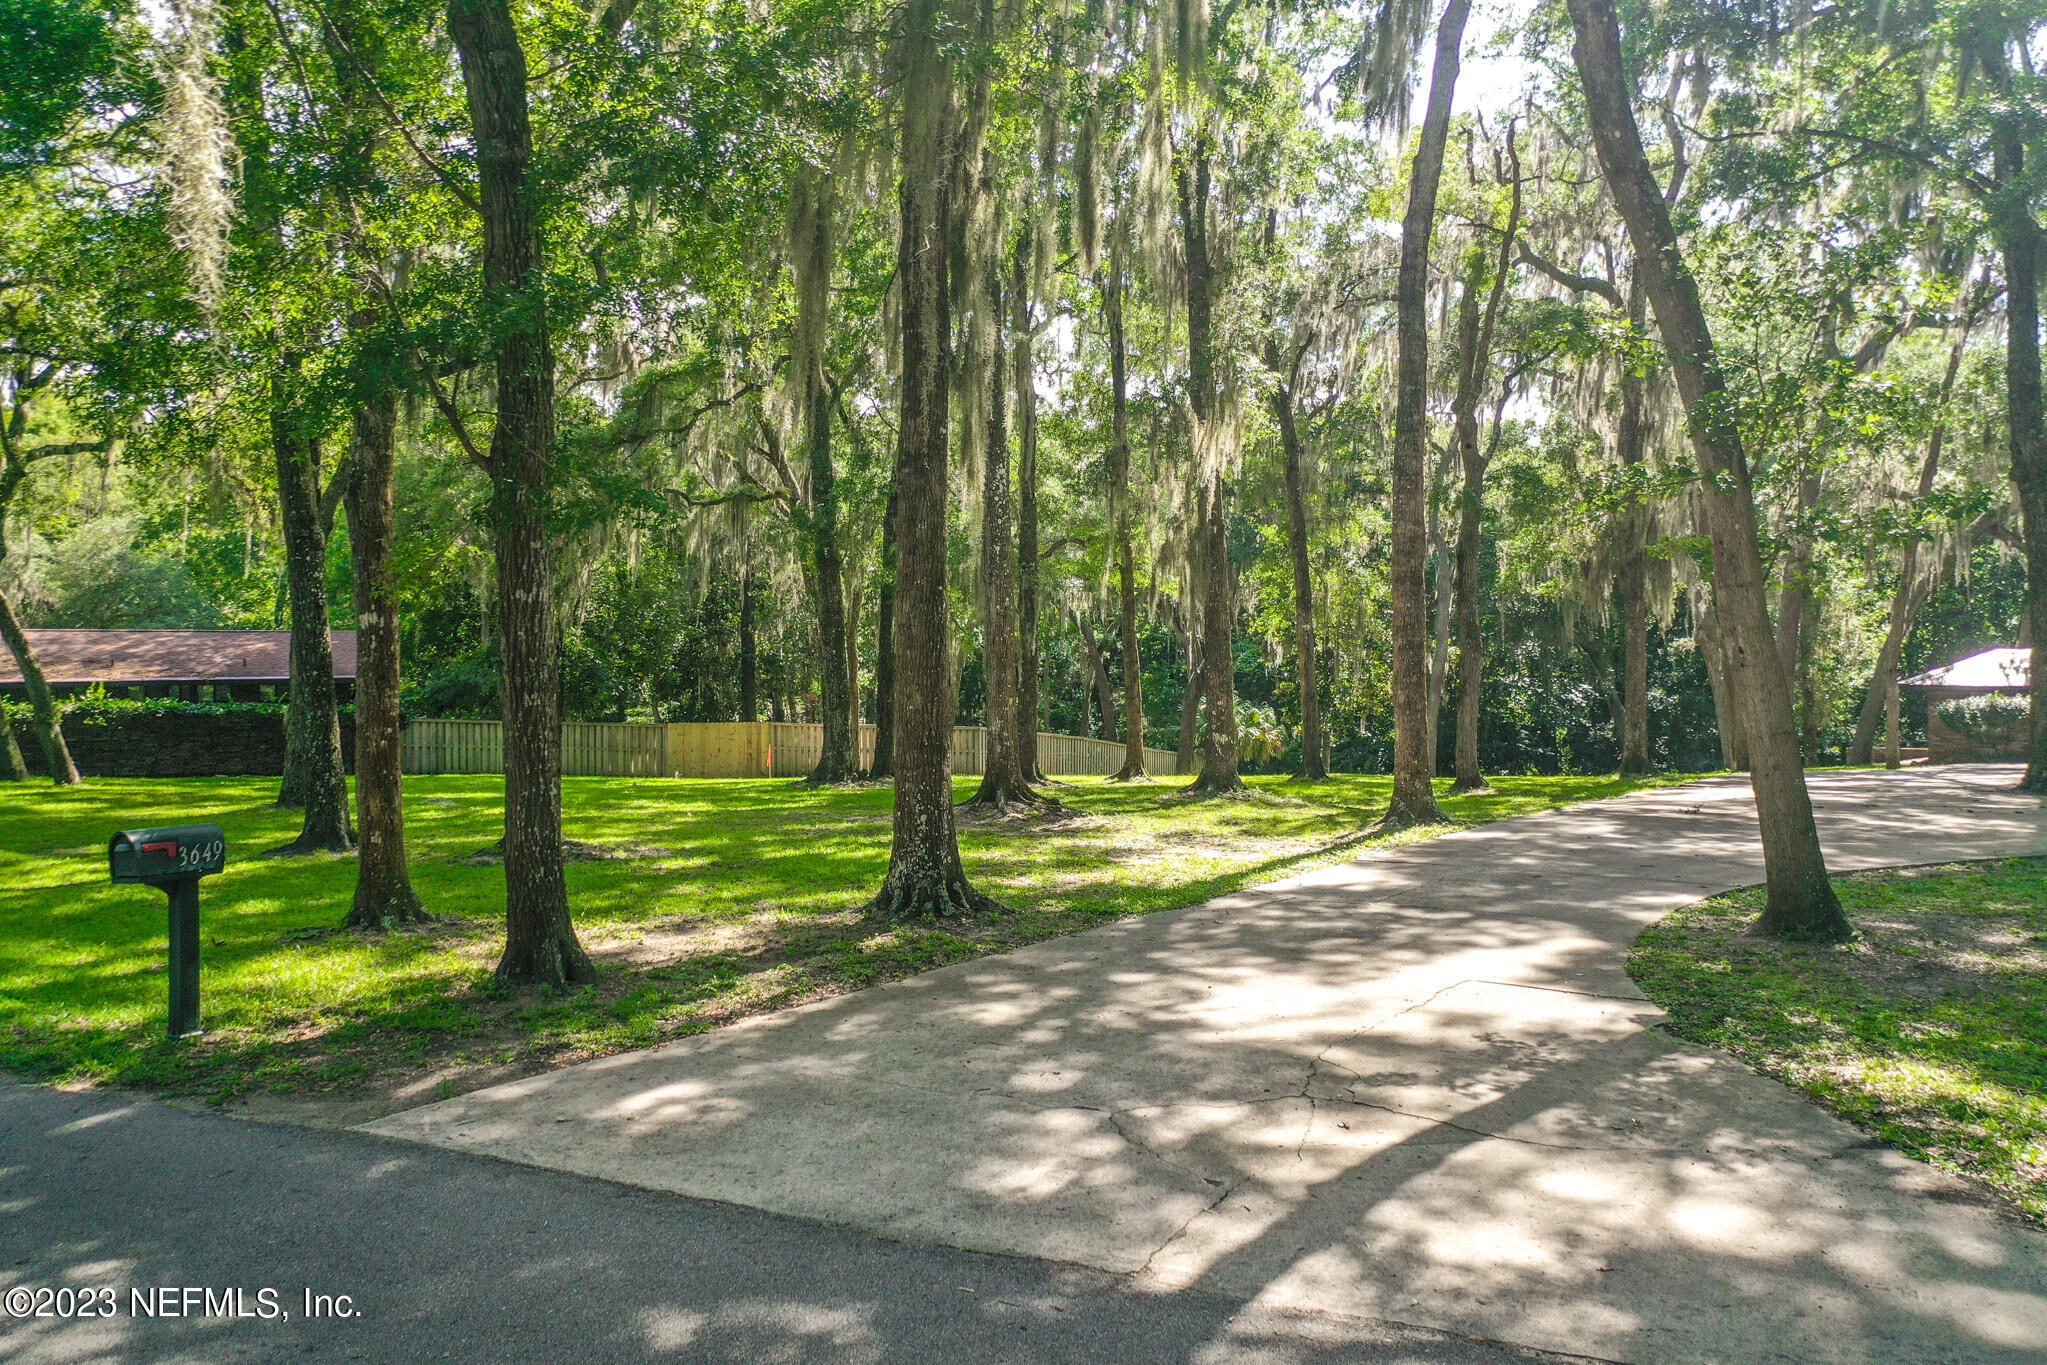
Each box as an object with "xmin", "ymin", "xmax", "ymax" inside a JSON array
[
  {"xmin": 1898, "ymin": 647, "xmax": 2031, "ymax": 764},
  {"xmin": 0, "ymin": 629, "xmax": 357, "ymax": 702}
]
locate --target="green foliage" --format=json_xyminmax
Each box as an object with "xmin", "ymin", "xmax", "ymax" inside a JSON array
[
  {"xmin": 1936, "ymin": 692, "xmax": 2032, "ymax": 739},
  {"xmin": 26, "ymin": 516, "xmax": 220, "ymax": 627},
  {"xmin": 0, "ymin": 0, "xmax": 127, "ymax": 174},
  {"xmin": 52, "ymin": 695, "xmax": 296, "ymax": 722}
]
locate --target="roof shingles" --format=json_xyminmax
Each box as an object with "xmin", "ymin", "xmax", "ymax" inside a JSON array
[
  {"xmin": 1898, "ymin": 647, "xmax": 2030, "ymax": 691},
  {"xmin": 0, "ymin": 630, "xmax": 358, "ymax": 686}
]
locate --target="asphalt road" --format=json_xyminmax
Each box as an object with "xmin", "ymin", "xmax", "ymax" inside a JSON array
[{"xmin": 2, "ymin": 1079, "xmax": 1586, "ymax": 1365}]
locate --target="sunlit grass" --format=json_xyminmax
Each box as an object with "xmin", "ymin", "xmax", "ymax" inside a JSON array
[
  {"xmin": 2, "ymin": 767, "xmax": 1696, "ymax": 1108},
  {"xmin": 1632, "ymin": 858, "xmax": 2047, "ymax": 1224}
]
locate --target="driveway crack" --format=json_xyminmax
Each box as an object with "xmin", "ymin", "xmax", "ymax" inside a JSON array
[{"xmin": 1135, "ymin": 1174, "xmax": 1246, "ymax": 1279}]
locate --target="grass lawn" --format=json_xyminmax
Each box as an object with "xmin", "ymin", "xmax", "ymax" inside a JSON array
[
  {"xmin": 1631, "ymin": 858, "xmax": 2047, "ymax": 1225},
  {"xmin": 2, "ymin": 768, "xmax": 1692, "ymax": 1116}
]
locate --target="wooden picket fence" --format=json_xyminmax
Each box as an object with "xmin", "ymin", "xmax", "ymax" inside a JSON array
[{"xmin": 401, "ymin": 717, "xmax": 1177, "ymax": 779}]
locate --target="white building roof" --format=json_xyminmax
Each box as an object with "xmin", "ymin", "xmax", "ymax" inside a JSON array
[{"xmin": 1899, "ymin": 647, "xmax": 2031, "ymax": 690}]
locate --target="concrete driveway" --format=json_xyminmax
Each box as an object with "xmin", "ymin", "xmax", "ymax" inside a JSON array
[{"xmin": 363, "ymin": 767, "xmax": 2047, "ymax": 1364}]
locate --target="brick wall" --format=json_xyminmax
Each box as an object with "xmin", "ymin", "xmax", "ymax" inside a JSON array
[
  {"xmin": 11, "ymin": 706, "xmax": 356, "ymax": 778},
  {"xmin": 1924, "ymin": 687, "xmax": 2029, "ymax": 764}
]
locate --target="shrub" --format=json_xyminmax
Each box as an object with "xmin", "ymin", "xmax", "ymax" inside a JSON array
[{"xmin": 1935, "ymin": 692, "xmax": 2030, "ymax": 740}]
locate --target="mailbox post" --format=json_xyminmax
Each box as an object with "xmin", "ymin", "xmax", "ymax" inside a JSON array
[{"xmin": 109, "ymin": 824, "xmax": 227, "ymax": 1038}]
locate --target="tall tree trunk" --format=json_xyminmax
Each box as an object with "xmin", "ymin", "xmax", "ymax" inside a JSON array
[
  {"xmin": 845, "ymin": 566, "xmax": 861, "ymax": 739},
  {"xmin": 872, "ymin": 484, "xmax": 896, "ymax": 779},
  {"xmin": 1074, "ymin": 610, "xmax": 1118, "ymax": 742},
  {"xmin": 1850, "ymin": 574, "xmax": 1925, "ymax": 767},
  {"xmin": 1616, "ymin": 284, "xmax": 1653, "ymax": 773},
  {"xmin": 1578, "ymin": 632, "xmax": 1625, "ymax": 741},
  {"xmin": 1696, "ymin": 591, "xmax": 1741, "ymax": 770},
  {"xmin": 1848, "ymin": 341, "xmax": 1957, "ymax": 765},
  {"xmin": 0, "ymin": 460, "xmax": 76, "ymax": 782},
  {"xmin": 0, "ymin": 590, "xmax": 77, "ymax": 784},
  {"xmin": 1105, "ymin": 228, "xmax": 1147, "ymax": 780},
  {"xmin": 791, "ymin": 171, "xmax": 857, "ymax": 786},
  {"xmin": 1177, "ymin": 609, "xmax": 1201, "ymax": 774},
  {"xmin": 1425, "ymin": 451, "xmax": 1454, "ymax": 767},
  {"xmin": 0, "ymin": 705, "xmax": 26, "ymax": 781},
  {"xmin": 1449, "ymin": 460, "xmax": 1485, "ymax": 792},
  {"xmin": 1698, "ymin": 590, "xmax": 1748, "ymax": 771},
  {"xmin": 227, "ymin": 17, "xmax": 338, "ymax": 828},
  {"xmin": 1385, "ymin": 0, "xmax": 1471, "ymax": 825},
  {"xmin": 1773, "ymin": 470, "xmax": 1823, "ymax": 760},
  {"xmin": 1992, "ymin": 137, "xmax": 2047, "ymax": 790},
  {"xmin": 448, "ymin": 0, "xmax": 593, "ymax": 983},
  {"xmin": 1568, "ymin": 0, "xmax": 1847, "ymax": 938},
  {"xmin": 1884, "ymin": 670, "xmax": 1902, "ymax": 768},
  {"xmin": 1015, "ymin": 318, "xmax": 1044, "ymax": 784},
  {"xmin": 739, "ymin": 531, "xmax": 759, "ymax": 721},
  {"xmin": 1450, "ymin": 123, "xmax": 1520, "ymax": 795},
  {"xmin": 343, "ymin": 390, "xmax": 425, "ymax": 927},
  {"xmin": 1271, "ymin": 379, "xmax": 1326, "ymax": 781},
  {"xmin": 789, "ymin": 172, "xmax": 853, "ymax": 781},
  {"xmin": 270, "ymin": 390, "xmax": 353, "ymax": 853},
  {"xmin": 870, "ymin": 0, "xmax": 989, "ymax": 918},
  {"xmin": 1180, "ymin": 132, "xmax": 1242, "ymax": 794},
  {"xmin": 968, "ymin": 199, "xmax": 1035, "ymax": 808}
]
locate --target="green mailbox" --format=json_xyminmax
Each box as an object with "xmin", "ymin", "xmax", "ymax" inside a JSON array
[{"xmin": 109, "ymin": 823, "xmax": 227, "ymax": 1038}]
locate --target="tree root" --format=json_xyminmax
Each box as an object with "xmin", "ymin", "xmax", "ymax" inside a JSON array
[
  {"xmin": 866, "ymin": 875, "xmax": 1005, "ymax": 922},
  {"xmin": 344, "ymin": 887, "xmax": 429, "ymax": 931}
]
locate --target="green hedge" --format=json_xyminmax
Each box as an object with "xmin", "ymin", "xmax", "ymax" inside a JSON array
[{"xmin": 1935, "ymin": 692, "xmax": 2030, "ymax": 740}]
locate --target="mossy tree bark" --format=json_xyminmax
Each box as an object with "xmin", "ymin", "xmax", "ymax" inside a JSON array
[
  {"xmin": 1266, "ymin": 340, "xmax": 1325, "ymax": 783},
  {"xmin": 1615, "ymin": 284, "xmax": 1654, "ymax": 774},
  {"xmin": 1449, "ymin": 130, "xmax": 1519, "ymax": 795},
  {"xmin": 1009, "ymin": 227, "xmax": 1051, "ymax": 782},
  {"xmin": 1425, "ymin": 454, "xmax": 1454, "ymax": 766},
  {"xmin": 0, "ymin": 710, "xmax": 26, "ymax": 781},
  {"xmin": 448, "ymin": 0, "xmax": 593, "ymax": 984},
  {"xmin": 1074, "ymin": 609, "xmax": 1120, "ymax": 742},
  {"xmin": 0, "ymin": 589, "xmax": 77, "ymax": 785},
  {"xmin": 1992, "ymin": 149, "xmax": 2047, "ymax": 791},
  {"xmin": 870, "ymin": 0, "xmax": 994, "ymax": 919},
  {"xmin": 1568, "ymin": 0, "xmax": 1848, "ymax": 939},
  {"xmin": 0, "ymin": 394, "xmax": 93, "ymax": 787},
  {"xmin": 328, "ymin": 0, "xmax": 413, "ymax": 911},
  {"xmin": 1698, "ymin": 592, "xmax": 1749, "ymax": 771},
  {"xmin": 1179, "ymin": 131, "xmax": 1243, "ymax": 795},
  {"xmin": 1385, "ymin": 0, "xmax": 1470, "ymax": 827},
  {"xmin": 1772, "ymin": 470, "xmax": 1823, "ymax": 761},
  {"xmin": 343, "ymin": 389, "xmax": 425, "ymax": 927},
  {"xmin": 789, "ymin": 169, "xmax": 859, "ymax": 786},
  {"xmin": 966, "ymin": 193, "xmax": 1038, "ymax": 810},
  {"xmin": 739, "ymin": 518, "xmax": 759, "ymax": 721},
  {"xmin": 871, "ymin": 483, "xmax": 896, "ymax": 779},
  {"xmin": 1014, "ymin": 269, "xmax": 1045, "ymax": 784},
  {"xmin": 1102, "ymin": 225, "xmax": 1147, "ymax": 781},
  {"xmin": 269, "ymin": 381, "xmax": 354, "ymax": 854}
]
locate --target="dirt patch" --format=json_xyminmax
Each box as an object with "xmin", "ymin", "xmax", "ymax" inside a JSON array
[
  {"xmin": 280, "ymin": 916, "xmax": 483, "ymax": 947},
  {"xmin": 1160, "ymin": 785, "xmax": 1308, "ymax": 808},
  {"xmin": 1828, "ymin": 911, "xmax": 2047, "ymax": 998},
  {"xmin": 579, "ymin": 909, "xmax": 833, "ymax": 968},
  {"xmin": 456, "ymin": 839, "xmax": 675, "ymax": 866},
  {"xmin": 953, "ymin": 801, "xmax": 1094, "ymax": 832}
]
